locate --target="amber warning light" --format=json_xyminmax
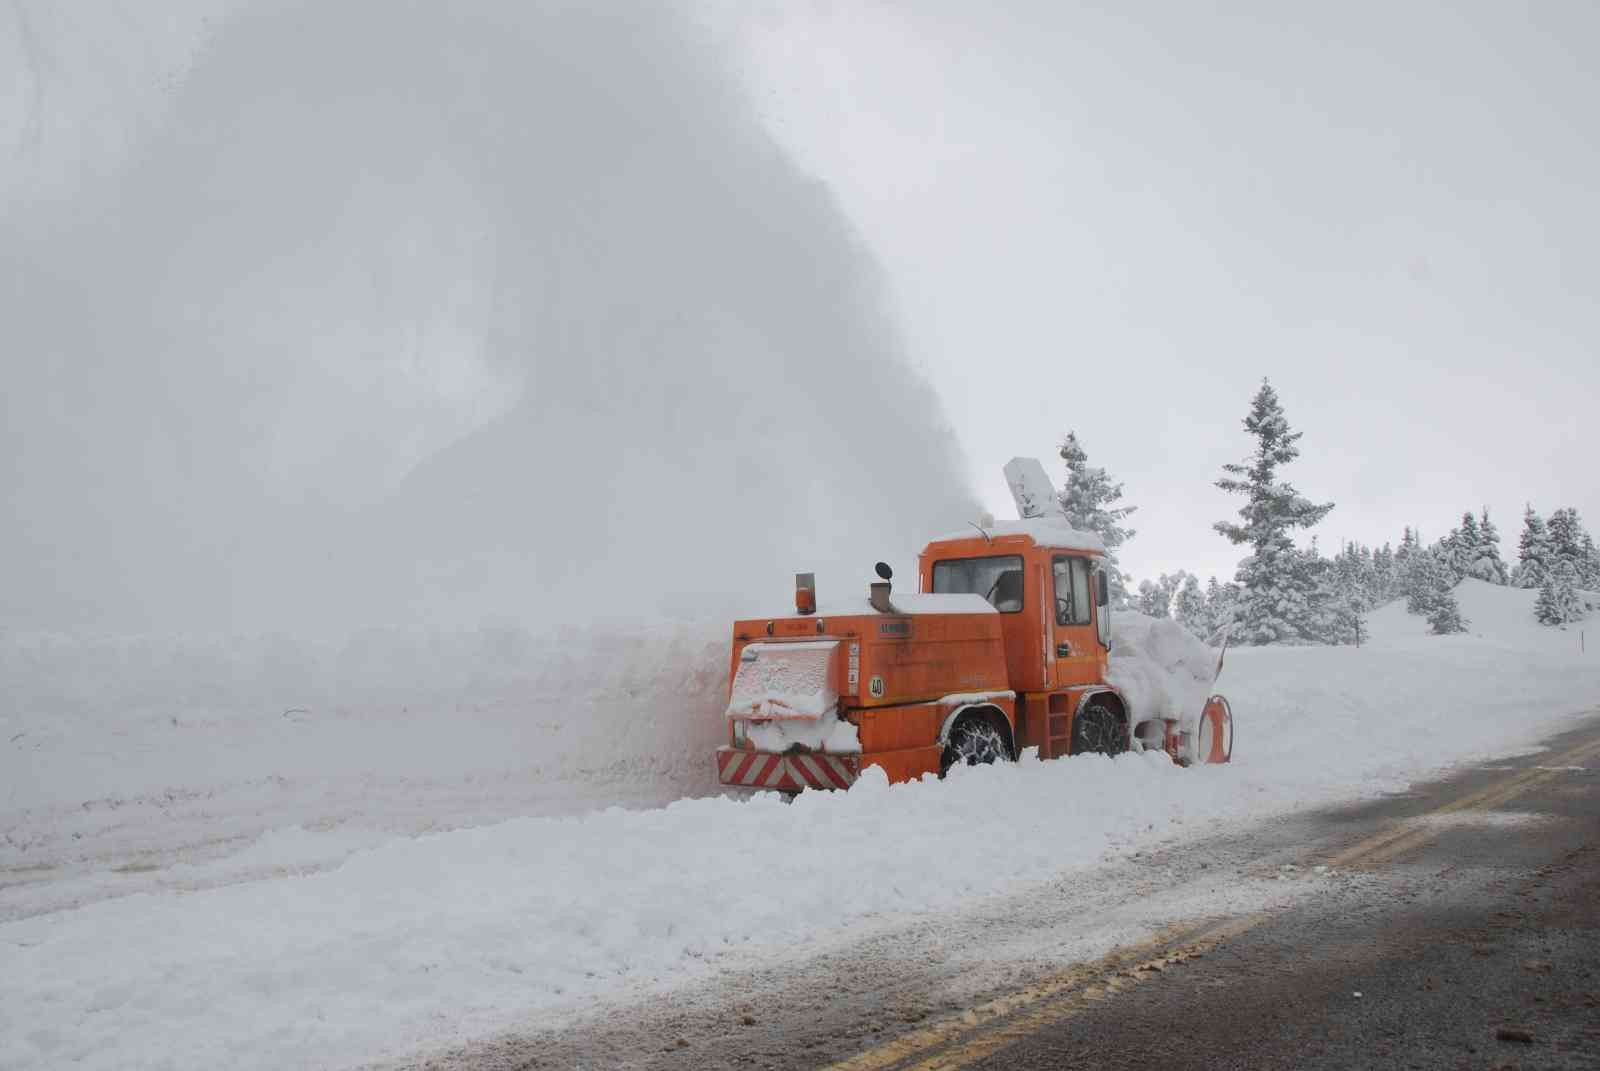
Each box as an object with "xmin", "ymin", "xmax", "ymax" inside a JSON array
[{"xmin": 795, "ymin": 572, "xmax": 816, "ymax": 615}]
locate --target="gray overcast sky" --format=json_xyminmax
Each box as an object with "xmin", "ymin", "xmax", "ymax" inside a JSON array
[{"xmin": 727, "ymin": 1, "xmax": 1599, "ymax": 583}]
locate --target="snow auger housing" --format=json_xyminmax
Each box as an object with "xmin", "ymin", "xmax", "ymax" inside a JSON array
[{"xmin": 715, "ymin": 458, "xmax": 1233, "ymax": 792}]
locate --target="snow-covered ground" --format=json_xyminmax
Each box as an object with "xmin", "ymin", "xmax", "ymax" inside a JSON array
[{"xmin": 2, "ymin": 581, "xmax": 1598, "ymax": 1070}]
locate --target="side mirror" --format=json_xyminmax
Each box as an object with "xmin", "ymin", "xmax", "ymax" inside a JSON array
[
  {"xmin": 1095, "ymin": 571, "xmax": 1109, "ymax": 607},
  {"xmin": 875, "ymin": 561, "xmax": 893, "ymax": 581}
]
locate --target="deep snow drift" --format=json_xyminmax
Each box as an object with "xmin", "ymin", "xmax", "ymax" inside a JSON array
[{"xmin": 3, "ymin": 581, "xmax": 1596, "ymax": 1070}]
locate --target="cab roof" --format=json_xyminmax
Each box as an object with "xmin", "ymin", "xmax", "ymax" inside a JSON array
[{"xmin": 925, "ymin": 518, "xmax": 1105, "ymax": 555}]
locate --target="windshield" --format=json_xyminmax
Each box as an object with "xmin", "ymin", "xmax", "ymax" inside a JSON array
[{"xmin": 932, "ymin": 555, "xmax": 1025, "ymax": 613}]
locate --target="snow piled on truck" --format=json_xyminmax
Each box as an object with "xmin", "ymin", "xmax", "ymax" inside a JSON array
[
  {"xmin": 725, "ymin": 640, "xmax": 838, "ymax": 719},
  {"xmin": 1107, "ymin": 612, "xmax": 1219, "ymax": 732},
  {"xmin": 723, "ymin": 640, "xmax": 862, "ymax": 753},
  {"xmin": 747, "ymin": 708, "xmax": 862, "ymax": 754}
]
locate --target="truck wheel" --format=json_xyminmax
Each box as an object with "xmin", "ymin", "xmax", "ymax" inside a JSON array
[
  {"xmin": 1071, "ymin": 702, "xmax": 1129, "ymax": 756},
  {"xmin": 941, "ymin": 716, "xmax": 1011, "ymax": 775}
]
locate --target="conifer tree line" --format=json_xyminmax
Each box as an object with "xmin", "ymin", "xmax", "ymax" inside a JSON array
[{"xmin": 1055, "ymin": 381, "xmax": 1598, "ymax": 645}]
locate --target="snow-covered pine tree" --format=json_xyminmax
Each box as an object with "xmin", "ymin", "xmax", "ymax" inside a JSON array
[
  {"xmin": 1406, "ymin": 548, "xmax": 1445, "ymax": 617},
  {"xmin": 1408, "ymin": 550, "xmax": 1466, "ymax": 632},
  {"xmin": 1372, "ymin": 542, "xmax": 1397, "ymax": 605},
  {"xmin": 1515, "ymin": 506, "xmax": 1553, "ymax": 589},
  {"xmin": 1443, "ymin": 511, "xmax": 1481, "ymax": 581},
  {"xmin": 1135, "ymin": 579, "xmax": 1167, "ymax": 618},
  {"xmin": 1163, "ymin": 571, "xmax": 1188, "ymax": 610},
  {"xmin": 1333, "ymin": 542, "xmax": 1373, "ymax": 611},
  {"xmin": 1395, "ymin": 526, "xmax": 1424, "ymax": 597},
  {"xmin": 1548, "ymin": 508, "xmax": 1581, "ymax": 566},
  {"xmin": 1427, "ymin": 582, "xmax": 1469, "ymax": 635},
  {"xmin": 1172, "ymin": 573, "xmax": 1208, "ymax": 638},
  {"xmin": 1310, "ymin": 543, "xmax": 1361, "ymax": 644},
  {"xmin": 1435, "ymin": 529, "xmax": 1460, "ymax": 582},
  {"xmin": 1200, "ymin": 576, "xmax": 1225, "ymax": 640},
  {"xmin": 1134, "ymin": 571, "xmax": 1189, "ymax": 619},
  {"xmin": 1057, "ymin": 431, "xmax": 1137, "ymax": 605},
  {"xmin": 1535, "ymin": 560, "xmax": 1586, "ymax": 626},
  {"xmin": 1470, "ymin": 507, "xmax": 1510, "ymax": 585},
  {"xmin": 1396, "ymin": 527, "xmax": 1421, "ymax": 567},
  {"xmin": 1204, "ymin": 579, "xmax": 1243, "ymax": 645},
  {"xmin": 1582, "ymin": 531, "xmax": 1600, "ymax": 590},
  {"xmin": 1547, "ymin": 509, "xmax": 1599, "ymax": 589},
  {"xmin": 1214, "ymin": 381, "xmax": 1335, "ymax": 645}
]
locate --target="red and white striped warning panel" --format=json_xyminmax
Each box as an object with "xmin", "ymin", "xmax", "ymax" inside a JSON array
[{"xmin": 716, "ymin": 747, "xmax": 859, "ymax": 791}]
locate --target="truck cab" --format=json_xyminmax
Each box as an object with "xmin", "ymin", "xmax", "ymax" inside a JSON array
[{"xmin": 917, "ymin": 518, "xmax": 1127, "ymax": 761}]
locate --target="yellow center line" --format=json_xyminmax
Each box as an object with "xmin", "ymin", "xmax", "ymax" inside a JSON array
[
  {"xmin": 820, "ymin": 920, "xmax": 1229, "ymax": 1071},
  {"xmin": 900, "ymin": 918, "xmax": 1259, "ymax": 1071},
  {"xmin": 1328, "ymin": 735, "xmax": 1600, "ymax": 870},
  {"xmin": 824, "ymin": 731, "xmax": 1600, "ymax": 1071}
]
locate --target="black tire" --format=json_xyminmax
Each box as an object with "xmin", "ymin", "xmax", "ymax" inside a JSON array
[
  {"xmin": 940, "ymin": 715, "xmax": 1012, "ymax": 776},
  {"xmin": 1071, "ymin": 701, "xmax": 1129, "ymax": 756}
]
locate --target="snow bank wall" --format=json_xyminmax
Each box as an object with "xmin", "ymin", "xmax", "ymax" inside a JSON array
[
  {"xmin": 1, "ymin": 621, "xmax": 731, "ymax": 820},
  {"xmin": 3, "ymin": 612, "xmax": 1223, "ymax": 823}
]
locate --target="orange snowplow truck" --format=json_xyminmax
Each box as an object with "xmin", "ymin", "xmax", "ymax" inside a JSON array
[{"xmin": 715, "ymin": 458, "xmax": 1233, "ymax": 793}]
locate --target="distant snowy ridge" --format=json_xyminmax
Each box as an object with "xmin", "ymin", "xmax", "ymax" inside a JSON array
[{"xmin": 1374, "ymin": 577, "xmax": 1595, "ymax": 646}]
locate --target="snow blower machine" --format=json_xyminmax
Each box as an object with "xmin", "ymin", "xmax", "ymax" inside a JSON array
[{"xmin": 715, "ymin": 458, "xmax": 1233, "ymax": 793}]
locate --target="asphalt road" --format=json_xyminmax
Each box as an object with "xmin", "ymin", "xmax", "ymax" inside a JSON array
[
  {"xmin": 904, "ymin": 723, "xmax": 1600, "ymax": 1071},
  {"xmin": 394, "ymin": 713, "xmax": 1600, "ymax": 1071}
]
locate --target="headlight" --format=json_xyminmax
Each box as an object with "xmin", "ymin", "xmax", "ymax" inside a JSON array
[{"xmin": 732, "ymin": 719, "xmax": 749, "ymax": 747}]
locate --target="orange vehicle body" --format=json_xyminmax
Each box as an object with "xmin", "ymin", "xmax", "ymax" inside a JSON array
[{"xmin": 715, "ymin": 520, "xmax": 1232, "ymax": 793}]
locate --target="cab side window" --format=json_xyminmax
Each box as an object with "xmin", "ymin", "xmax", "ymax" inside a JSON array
[{"xmin": 1053, "ymin": 556, "xmax": 1092, "ymax": 626}]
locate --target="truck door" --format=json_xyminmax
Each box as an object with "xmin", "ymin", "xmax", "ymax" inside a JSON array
[{"xmin": 1051, "ymin": 555, "xmax": 1100, "ymax": 688}]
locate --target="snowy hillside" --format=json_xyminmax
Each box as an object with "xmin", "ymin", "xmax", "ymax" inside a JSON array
[
  {"xmin": 4, "ymin": 585, "xmax": 1597, "ymax": 1070},
  {"xmin": 1365, "ymin": 577, "xmax": 1597, "ymax": 650}
]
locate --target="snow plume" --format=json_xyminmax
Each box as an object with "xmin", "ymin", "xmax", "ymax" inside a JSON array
[{"xmin": 0, "ymin": 1, "xmax": 976, "ymax": 634}]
